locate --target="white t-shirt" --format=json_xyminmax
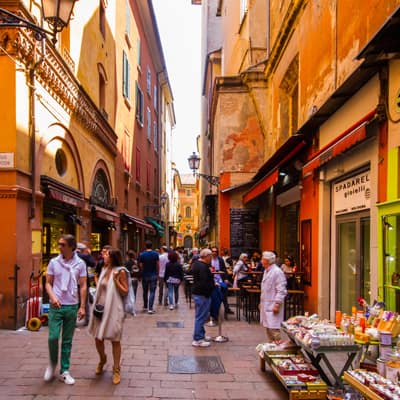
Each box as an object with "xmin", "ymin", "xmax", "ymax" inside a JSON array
[
  {"xmin": 47, "ymin": 253, "xmax": 87, "ymax": 305},
  {"xmin": 159, "ymin": 252, "xmax": 169, "ymax": 277}
]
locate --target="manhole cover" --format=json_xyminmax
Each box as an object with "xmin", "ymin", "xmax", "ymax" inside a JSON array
[
  {"xmin": 156, "ymin": 321, "xmax": 184, "ymax": 328},
  {"xmin": 168, "ymin": 356, "xmax": 225, "ymax": 374}
]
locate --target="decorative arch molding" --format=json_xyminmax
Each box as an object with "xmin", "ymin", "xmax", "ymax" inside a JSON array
[
  {"xmin": 89, "ymin": 160, "xmax": 115, "ymax": 210},
  {"xmin": 1, "ymin": 26, "xmax": 117, "ymax": 155},
  {"xmin": 38, "ymin": 122, "xmax": 84, "ymax": 194},
  {"xmin": 97, "ymin": 62, "xmax": 108, "ymax": 83}
]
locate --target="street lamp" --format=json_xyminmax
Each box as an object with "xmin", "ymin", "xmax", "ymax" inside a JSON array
[
  {"xmin": 0, "ymin": 0, "xmax": 77, "ymax": 44},
  {"xmin": 187, "ymin": 152, "xmax": 220, "ymax": 187}
]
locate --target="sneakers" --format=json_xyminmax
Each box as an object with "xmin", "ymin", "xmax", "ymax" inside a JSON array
[
  {"xmin": 43, "ymin": 364, "xmax": 56, "ymax": 382},
  {"xmin": 147, "ymin": 309, "xmax": 155, "ymax": 314},
  {"xmin": 169, "ymin": 305, "xmax": 174, "ymax": 310},
  {"xmin": 192, "ymin": 339, "xmax": 211, "ymax": 347},
  {"xmin": 204, "ymin": 336, "xmax": 212, "ymax": 342},
  {"xmin": 59, "ymin": 371, "xmax": 75, "ymax": 385}
]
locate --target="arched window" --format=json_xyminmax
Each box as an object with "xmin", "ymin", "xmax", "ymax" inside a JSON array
[
  {"xmin": 185, "ymin": 206, "xmax": 191, "ymax": 218},
  {"xmin": 91, "ymin": 169, "xmax": 111, "ymax": 208}
]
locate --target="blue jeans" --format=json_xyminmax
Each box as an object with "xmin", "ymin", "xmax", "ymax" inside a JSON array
[
  {"xmin": 142, "ymin": 276, "xmax": 158, "ymax": 310},
  {"xmin": 167, "ymin": 283, "xmax": 180, "ymax": 306},
  {"xmin": 193, "ymin": 295, "xmax": 211, "ymax": 341},
  {"xmin": 210, "ymin": 287, "xmax": 223, "ymax": 319}
]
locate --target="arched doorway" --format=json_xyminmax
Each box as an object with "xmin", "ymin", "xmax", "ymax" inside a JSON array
[{"xmin": 184, "ymin": 235, "xmax": 193, "ymax": 250}]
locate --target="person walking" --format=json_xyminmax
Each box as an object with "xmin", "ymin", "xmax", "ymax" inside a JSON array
[
  {"xmin": 43, "ymin": 234, "xmax": 87, "ymax": 385},
  {"xmin": 76, "ymin": 242, "xmax": 95, "ymax": 326},
  {"xmin": 124, "ymin": 250, "xmax": 140, "ymax": 297},
  {"xmin": 164, "ymin": 250, "xmax": 184, "ymax": 310},
  {"xmin": 191, "ymin": 248, "xmax": 215, "ymax": 347},
  {"xmin": 138, "ymin": 240, "xmax": 159, "ymax": 314},
  {"xmin": 259, "ymin": 251, "xmax": 287, "ymax": 343},
  {"xmin": 88, "ymin": 248, "xmax": 129, "ymax": 385},
  {"xmin": 94, "ymin": 245, "xmax": 112, "ymax": 286},
  {"xmin": 158, "ymin": 245, "xmax": 169, "ymax": 306}
]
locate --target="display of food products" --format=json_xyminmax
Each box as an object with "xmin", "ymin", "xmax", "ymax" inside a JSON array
[
  {"xmin": 347, "ymin": 369, "xmax": 400, "ymax": 399},
  {"xmin": 283, "ymin": 317, "xmax": 355, "ymax": 348}
]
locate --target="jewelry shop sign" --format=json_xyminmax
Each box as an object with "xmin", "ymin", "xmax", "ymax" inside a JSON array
[{"xmin": 333, "ymin": 170, "xmax": 370, "ymax": 215}]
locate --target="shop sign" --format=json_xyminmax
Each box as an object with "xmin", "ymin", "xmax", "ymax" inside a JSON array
[
  {"xmin": 48, "ymin": 188, "xmax": 84, "ymax": 208},
  {"xmin": 333, "ymin": 171, "xmax": 370, "ymax": 215},
  {"xmin": 0, "ymin": 152, "xmax": 14, "ymax": 168}
]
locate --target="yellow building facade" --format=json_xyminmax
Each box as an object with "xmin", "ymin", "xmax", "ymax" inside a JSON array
[{"xmin": 0, "ymin": 0, "xmax": 117, "ymax": 329}]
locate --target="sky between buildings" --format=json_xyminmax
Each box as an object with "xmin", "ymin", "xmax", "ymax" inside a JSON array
[{"xmin": 152, "ymin": 0, "xmax": 202, "ymax": 174}]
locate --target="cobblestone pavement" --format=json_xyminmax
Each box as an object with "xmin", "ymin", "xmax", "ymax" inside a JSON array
[{"xmin": 0, "ymin": 287, "xmax": 288, "ymax": 400}]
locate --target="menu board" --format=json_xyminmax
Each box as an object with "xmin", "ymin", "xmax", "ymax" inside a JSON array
[{"xmin": 230, "ymin": 208, "xmax": 259, "ymax": 258}]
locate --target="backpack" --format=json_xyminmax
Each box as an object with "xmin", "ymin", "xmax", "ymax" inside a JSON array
[{"xmin": 117, "ymin": 267, "xmax": 136, "ymax": 316}]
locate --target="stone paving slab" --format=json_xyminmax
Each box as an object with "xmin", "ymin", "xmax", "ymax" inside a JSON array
[{"xmin": 0, "ymin": 287, "xmax": 289, "ymax": 399}]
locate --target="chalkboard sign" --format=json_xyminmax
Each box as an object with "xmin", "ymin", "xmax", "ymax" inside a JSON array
[{"xmin": 230, "ymin": 208, "xmax": 259, "ymax": 259}]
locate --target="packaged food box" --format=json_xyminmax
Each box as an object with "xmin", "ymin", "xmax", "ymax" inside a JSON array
[
  {"xmin": 295, "ymin": 363, "xmax": 319, "ymax": 376},
  {"xmin": 297, "ymin": 373, "xmax": 318, "ymax": 382},
  {"xmin": 277, "ymin": 359, "xmax": 299, "ymax": 375}
]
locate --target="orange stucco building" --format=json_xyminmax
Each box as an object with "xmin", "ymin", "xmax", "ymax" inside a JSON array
[
  {"xmin": 197, "ymin": 0, "xmax": 400, "ymax": 318},
  {"xmin": 0, "ymin": 0, "xmax": 173, "ymax": 329}
]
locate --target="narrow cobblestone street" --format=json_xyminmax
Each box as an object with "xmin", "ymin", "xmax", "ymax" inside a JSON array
[{"xmin": 0, "ymin": 287, "xmax": 288, "ymax": 400}]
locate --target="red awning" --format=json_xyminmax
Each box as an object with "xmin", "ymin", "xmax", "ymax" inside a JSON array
[
  {"xmin": 93, "ymin": 206, "xmax": 118, "ymax": 222},
  {"xmin": 48, "ymin": 188, "xmax": 85, "ymax": 208},
  {"xmin": 243, "ymin": 170, "xmax": 278, "ymax": 204},
  {"xmin": 122, "ymin": 213, "xmax": 155, "ymax": 231},
  {"xmin": 302, "ymin": 110, "xmax": 376, "ymax": 177},
  {"xmin": 242, "ymin": 137, "xmax": 307, "ymax": 204}
]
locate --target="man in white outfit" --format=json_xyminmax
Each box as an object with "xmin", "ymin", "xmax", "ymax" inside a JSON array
[
  {"xmin": 260, "ymin": 251, "xmax": 287, "ymax": 343},
  {"xmin": 158, "ymin": 246, "xmax": 169, "ymax": 306},
  {"xmin": 44, "ymin": 234, "xmax": 87, "ymax": 385}
]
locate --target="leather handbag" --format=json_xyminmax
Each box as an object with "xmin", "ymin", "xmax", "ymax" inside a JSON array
[{"xmin": 93, "ymin": 303, "xmax": 104, "ymax": 319}]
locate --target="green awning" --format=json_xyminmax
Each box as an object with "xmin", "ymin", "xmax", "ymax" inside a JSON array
[{"xmin": 145, "ymin": 217, "xmax": 164, "ymax": 236}]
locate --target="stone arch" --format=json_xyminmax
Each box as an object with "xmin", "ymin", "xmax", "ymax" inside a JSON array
[{"xmin": 38, "ymin": 122, "xmax": 84, "ymax": 193}]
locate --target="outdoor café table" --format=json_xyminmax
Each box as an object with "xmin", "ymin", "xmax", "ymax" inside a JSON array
[{"xmin": 281, "ymin": 323, "xmax": 361, "ymax": 388}]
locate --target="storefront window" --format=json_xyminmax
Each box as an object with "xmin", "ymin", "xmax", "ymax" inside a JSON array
[
  {"xmin": 383, "ymin": 214, "xmax": 400, "ymax": 310},
  {"xmin": 337, "ymin": 214, "xmax": 370, "ymax": 314},
  {"xmin": 90, "ymin": 232, "xmax": 101, "ymax": 252}
]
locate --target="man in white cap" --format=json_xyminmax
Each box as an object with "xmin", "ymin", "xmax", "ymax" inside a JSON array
[{"xmin": 259, "ymin": 251, "xmax": 287, "ymax": 343}]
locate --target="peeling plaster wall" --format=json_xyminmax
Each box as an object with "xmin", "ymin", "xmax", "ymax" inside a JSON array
[
  {"xmin": 214, "ymin": 90, "xmax": 264, "ymax": 178},
  {"xmin": 298, "ymin": 0, "xmax": 400, "ymax": 126}
]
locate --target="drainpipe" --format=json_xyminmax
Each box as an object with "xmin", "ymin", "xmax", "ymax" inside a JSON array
[
  {"xmin": 28, "ymin": 39, "xmax": 45, "ymax": 220},
  {"xmin": 10, "ymin": 264, "xmax": 20, "ymax": 330}
]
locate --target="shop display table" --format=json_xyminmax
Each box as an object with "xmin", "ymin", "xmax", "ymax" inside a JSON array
[
  {"xmin": 343, "ymin": 371, "xmax": 384, "ymax": 400},
  {"xmin": 259, "ymin": 346, "xmax": 327, "ymax": 400},
  {"xmin": 282, "ymin": 324, "xmax": 361, "ymax": 388}
]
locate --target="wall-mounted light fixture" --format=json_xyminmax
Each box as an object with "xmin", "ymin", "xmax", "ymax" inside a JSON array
[
  {"xmin": 384, "ymin": 218, "xmax": 394, "ymax": 231},
  {"xmin": 188, "ymin": 152, "xmax": 220, "ymax": 187},
  {"xmin": 0, "ymin": 0, "xmax": 78, "ymax": 45}
]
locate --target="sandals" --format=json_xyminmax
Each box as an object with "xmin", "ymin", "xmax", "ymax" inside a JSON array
[
  {"xmin": 95, "ymin": 355, "xmax": 107, "ymax": 375},
  {"xmin": 112, "ymin": 366, "xmax": 121, "ymax": 385}
]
